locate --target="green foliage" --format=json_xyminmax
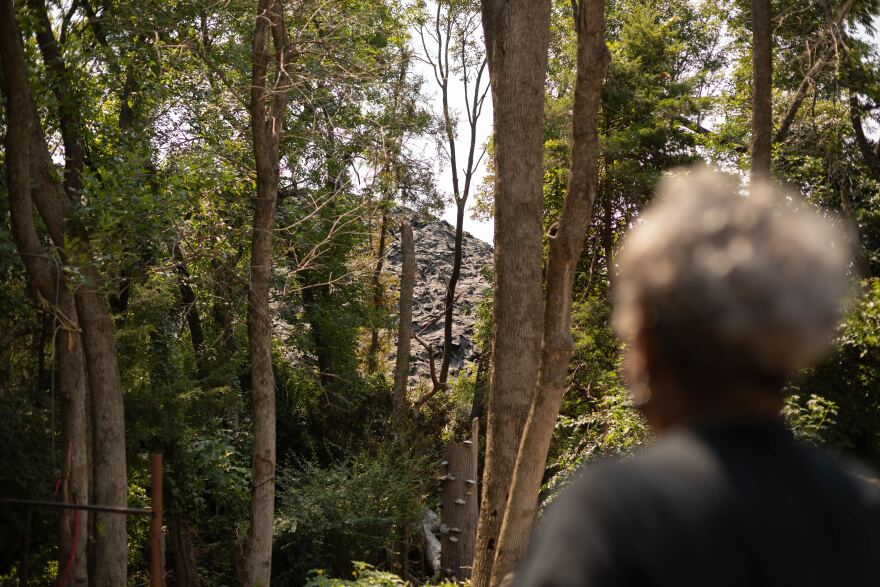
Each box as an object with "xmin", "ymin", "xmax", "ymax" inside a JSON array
[
  {"xmin": 305, "ymin": 562, "xmax": 409, "ymax": 587},
  {"xmin": 797, "ymin": 279, "xmax": 880, "ymax": 463},
  {"xmin": 783, "ymin": 392, "xmax": 841, "ymax": 447},
  {"xmin": 272, "ymin": 451, "xmax": 430, "ymax": 585},
  {"xmin": 304, "ymin": 562, "xmax": 461, "ymax": 587}
]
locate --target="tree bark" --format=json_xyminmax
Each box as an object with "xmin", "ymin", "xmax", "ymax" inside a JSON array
[
  {"xmin": 240, "ymin": 1, "xmax": 290, "ymax": 583},
  {"xmin": 490, "ymin": 1, "xmax": 609, "ymax": 583},
  {"xmin": 1, "ymin": 4, "xmax": 124, "ymax": 584},
  {"xmin": 471, "ymin": 2, "xmax": 552, "ymax": 587},
  {"xmin": 367, "ymin": 210, "xmax": 390, "ymax": 374},
  {"xmin": 167, "ymin": 512, "xmax": 200, "ymax": 587},
  {"xmin": 172, "ymin": 243, "xmax": 209, "ymax": 379},
  {"xmin": 440, "ymin": 418, "xmax": 480, "ymax": 581},
  {"xmin": 0, "ymin": 12, "xmax": 89, "ymax": 582},
  {"xmin": 392, "ymin": 221, "xmax": 416, "ymax": 435},
  {"xmin": 751, "ymin": 0, "xmax": 772, "ymax": 179}
]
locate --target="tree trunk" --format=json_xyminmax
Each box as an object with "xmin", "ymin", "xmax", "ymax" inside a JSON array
[
  {"xmin": 241, "ymin": 2, "xmax": 290, "ymax": 583},
  {"xmin": 440, "ymin": 418, "xmax": 480, "ymax": 581},
  {"xmin": 57, "ymin": 288, "xmax": 90, "ymax": 587},
  {"xmin": 173, "ymin": 243, "xmax": 209, "ymax": 379},
  {"xmin": 440, "ymin": 199, "xmax": 466, "ymax": 383},
  {"xmin": 167, "ymin": 513, "xmax": 200, "ymax": 587},
  {"xmin": 471, "ymin": 2, "xmax": 552, "ymax": 587},
  {"xmin": 838, "ymin": 178, "xmax": 871, "ymax": 277},
  {"xmin": 75, "ymin": 276, "xmax": 128, "ymax": 586},
  {"xmin": 392, "ymin": 221, "xmax": 416, "ymax": 435},
  {"xmin": 490, "ymin": 1, "xmax": 609, "ymax": 583},
  {"xmin": 1, "ymin": 5, "xmax": 94, "ymax": 583},
  {"xmin": 751, "ymin": 0, "xmax": 772, "ymax": 178},
  {"xmin": 850, "ymin": 97, "xmax": 880, "ymax": 180},
  {"xmin": 367, "ymin": 210, "xmax": 390, "ymax": 374}
]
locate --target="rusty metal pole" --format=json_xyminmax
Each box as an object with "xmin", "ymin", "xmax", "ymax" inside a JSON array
[{"xmin": 150, "ymin": 453, "xmax": 164, "ymax": 587}]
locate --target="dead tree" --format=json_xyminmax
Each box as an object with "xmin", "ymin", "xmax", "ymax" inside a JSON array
[
  {"xmin": 439, "ymin": 418, "xmax": 480, "ymax": 581},
  {"xmin": 418, "ymin": 1, "xmax": 490, "ymax": 385}
]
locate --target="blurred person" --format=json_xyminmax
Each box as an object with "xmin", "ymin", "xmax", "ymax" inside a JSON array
[{"xmin": 517, "ymin": 167, "xmax": 880, "ymax": 587}]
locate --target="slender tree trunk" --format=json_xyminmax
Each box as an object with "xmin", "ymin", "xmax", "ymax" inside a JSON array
[
  {"xmin": 490, "ymin": 1, "xmax": 609, "ymax": 583},
  {"xmin": 367, "ymin": 210, "xmax": 390, "ymax": 374},
  {"xmin": 167, "ymin": 512, "xmax": 200, "ymax": 587},
  {"xmin": 751, "ymin": 0, "xmax": 772, "ymax": 178},
  {"xmin": 392, "ymin": 221, "xmax": 416, "ymax": 435},
  {"xmin": 172, "ymin": 244, "xmax": 209, "ymax": 378},
  {"xmin": 241, "ymin": 2, "xmax": 290, "ymax": 583},
  {"xmin": 601, "ymin": 177, "xmax": 614, "ymax": 290},
  {"xmin": 211, "ymin": 255, "xmax": 240, "ymax": 362},
  {"xmin": 838, "ymin": 179, "xmax": 871, "ymax": 277},
  {"xmin": 440, "ymin": 199, "xmax": 466, "ymax": 383},
  {"xmin": 850, "ymin": 97, "xmax": 880, "ymax": 180},
  {"xmin": 471, "ymin": 3, "xmax": 552, "ymax": 587},
  {"xmin": 57, "ymin": 289, "xmax": 90, "ymax": 587}
]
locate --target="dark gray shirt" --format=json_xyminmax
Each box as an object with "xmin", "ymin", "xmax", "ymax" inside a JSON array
[{"xmin": 518, "ymin": 422, "xmax": 880, "ymax": 587}]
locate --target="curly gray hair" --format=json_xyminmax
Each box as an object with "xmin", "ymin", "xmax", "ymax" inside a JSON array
[{"xmin": 613, "ymin": 166, "xmax": 853, "ymax": 389}]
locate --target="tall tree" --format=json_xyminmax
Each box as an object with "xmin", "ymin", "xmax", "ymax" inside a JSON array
[
  {"xmin": 240, "ymin": 0, "xmax": 291, "ymax": 583},
  {"xmin": 490, "ymin": 0, "xmax": 610, "ymax": 582},
  {"xmin": 418, "ymin": 0, "xmax": 490, "ymax": 385},
  {"xmin": 0, "ymin": 6, "xmax": 89, "ymax": 582},
  {"xmin": 1, "ymin": 2, "xmax": 129, "ymax": 583},
  {"xmin": 393, "ymin": 221, "xmax": 416, "ymax": 435},
  {"xmin": 471, "ymin": 2, "xmax": 553, "ymax": 586},
  {"xmin": 751, "ymin": 0, "xmax": 773, "ymax": 177}
]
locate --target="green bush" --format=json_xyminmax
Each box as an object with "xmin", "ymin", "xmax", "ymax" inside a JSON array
[
  {"xmin": 303, "ymin": 562, "xmax": 459, "ymax": 587},
  {"xmin": 272, "ymin": 450, "xmax": 429, "ymax": 585}
]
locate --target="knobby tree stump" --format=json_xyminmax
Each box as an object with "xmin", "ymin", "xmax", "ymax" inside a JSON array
[{"xmin": 439, "ymin": 417, "xmax": 479, "ymax": 581}]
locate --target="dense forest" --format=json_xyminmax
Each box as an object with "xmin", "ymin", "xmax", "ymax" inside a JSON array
[{"xmin": 1, "ymin": 0, "xmax": 879, "ymax": 585}]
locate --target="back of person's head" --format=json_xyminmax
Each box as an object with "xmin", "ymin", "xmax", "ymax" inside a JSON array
[{"xmin": 613, "ymin": 166, "xmax": 853, "ymax": 394}]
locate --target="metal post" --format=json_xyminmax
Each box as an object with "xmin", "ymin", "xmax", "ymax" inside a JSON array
[{"xmin": 150, "ymin": 453, "xmax": 164, "ymax": 587}]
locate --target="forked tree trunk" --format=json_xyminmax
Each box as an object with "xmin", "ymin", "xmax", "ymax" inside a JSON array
[
  {"xmin": 241, "ymin": 1, "xmax": 290, "ymax": 583},
  {"xmin": 439, "ymin": 418, "xmax": 479, "ymax": 581},
  {"xmin": 471, "ymin": 3, "xmax": 552, "ymax": 587},
  {"xmin": 1, "ymin": 4, "xmax": 117, "ymax": 583},
  {"xmin": 392, "ymin": 221, "xmax": 416, "ymax": 435},
  {"xmin": 0, "ymin": 17, "xmax": 89, "ymax": 580},
  {"xmin": 490, "ymin": 1, "xmax": 609, "ymax": 582},
  {"xmin": 751, "ymin": 0, "xmax": 772, "ymax": 178}
]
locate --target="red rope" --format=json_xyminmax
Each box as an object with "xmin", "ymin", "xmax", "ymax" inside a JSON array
[{"xmin": 57, "ymin": 508, "xmax": 80, "ymax": 587}]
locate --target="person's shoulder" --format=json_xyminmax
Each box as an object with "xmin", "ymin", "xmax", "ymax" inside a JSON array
[
  {"xmin": 556, "ymin": 433, "xmax": 709, "ymax": 508},
  {"xmin": 798, "ymin": 443, "xmax": 880, "ymax": 507}
]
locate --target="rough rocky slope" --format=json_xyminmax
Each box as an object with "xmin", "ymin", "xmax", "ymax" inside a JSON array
[{"xmin": 386, "ymin": 217, "xmax": 493, "ymax": 387}]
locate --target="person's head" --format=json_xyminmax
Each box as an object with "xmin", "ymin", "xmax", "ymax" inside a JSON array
[{"xmin": 613, "ymin": 166, "xmax": 852, "ymax": 431}]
